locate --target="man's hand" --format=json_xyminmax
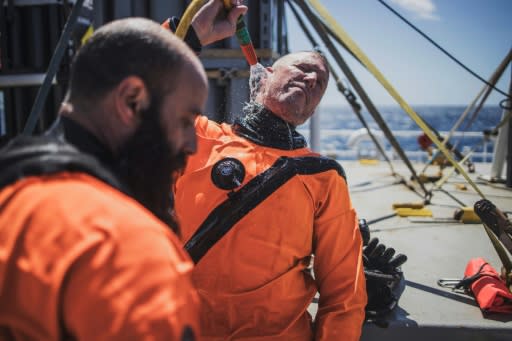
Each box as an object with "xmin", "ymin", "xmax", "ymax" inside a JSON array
[{"xmin": 191, "ymin": 0, "xmax": 248, "ymax": 46}]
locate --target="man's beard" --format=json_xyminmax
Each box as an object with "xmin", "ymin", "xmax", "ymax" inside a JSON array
[{"xmin": 116, "ymin": 102, "xmax": 186, "ymax": 234}]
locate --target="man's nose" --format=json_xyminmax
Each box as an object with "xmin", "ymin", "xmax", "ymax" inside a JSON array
[{"xmin": 304, "ymin": 72, "xmax": 317, "ymax": 89}]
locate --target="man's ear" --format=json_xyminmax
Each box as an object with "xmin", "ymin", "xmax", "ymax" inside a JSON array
[{"xmin": 115, "ymin": 76, "xmax": 150, "ymax": 126}]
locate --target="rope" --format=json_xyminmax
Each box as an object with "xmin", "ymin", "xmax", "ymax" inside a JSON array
[
  {"xmin": 315, "ymin": 15, "xmax": 362, "ymax": 68},
  {"xmin": 293, "ymin": 0, "xmax": 430, "ymax": 198},
  {"xmin": 442, "ymin": 49, "xmax": 512, "ymax": 144},
  {"xmin": 464, "ymin": 65, "xmax": 508, "ymax": 131},
  {"xmin": 445, "ymin": 87, "xmax": 488, "ymax": 145},
  {"xmin": 483, "ymin": 224, "xmax": 512, "ymax": 285},
  {"xmin": 436, "ymin": 188, "xmax": 467, "ymax": 207},
  {"xmin": 419, "ymin": 119, "xmax": 474, "ymax": 176},
  {"xmin": 441, "ymin": 51, "xmax": 511, "ymax": 161},
  {"xmin": 376, "ymin": 0, "xmax": 512, "ymax": 101},
  {"xmin": 305, "ymin": 0, "xmax": 486, "ymax": 199},
  {"xmin": 367, "ymin": 213, "xmax": 398, "ymax": 225},
  {"xmin": 286, "ymin": 0, "xmax": 397, "ymax": 175},
  {"xmin": 431, "ymin": 151, "xmax": 473, "ymax": 192},
  {"xmin": 463, "ymin": 55, "xmax": 512, "ymax": 132}
]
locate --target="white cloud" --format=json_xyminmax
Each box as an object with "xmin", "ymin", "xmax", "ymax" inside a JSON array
[{"xmin": 390, "ymin": 0, "xmax": 440, "ymax": 20}]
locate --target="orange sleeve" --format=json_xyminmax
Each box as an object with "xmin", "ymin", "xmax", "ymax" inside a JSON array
[
  {"xmin": 194, "ymin": 115, "xmax": 226, "ymax": 139},
  {"xmin": 312, "ymin": 172, "xmax": 367, "ymax": 341},
  {"xmin": 161, "ymin": 17, "xmax": 202, "ymax": 54},
  {"xmin": 62, "ymin": 225, "xmax": 199, "ymax": 341}
]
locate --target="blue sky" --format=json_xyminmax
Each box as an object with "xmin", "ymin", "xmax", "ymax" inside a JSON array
[{"xmin": 285, "ymin": 0, "xmax": 512, "ymax": 107}]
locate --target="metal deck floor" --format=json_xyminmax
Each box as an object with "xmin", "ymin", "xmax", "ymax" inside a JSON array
[{"xmin": 309, "ymin": 160, "xmax": 512, "ymax": 340}]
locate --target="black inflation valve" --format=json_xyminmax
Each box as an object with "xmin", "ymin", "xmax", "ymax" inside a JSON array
[{"xmin": 211, "ymin": 157, "xmax": 246, "ymax": 191}]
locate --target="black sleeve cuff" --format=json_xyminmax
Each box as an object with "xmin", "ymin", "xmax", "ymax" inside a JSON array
[{"xmin": 166, "ymin": 16, "xmax": 202, "ymax": 54}]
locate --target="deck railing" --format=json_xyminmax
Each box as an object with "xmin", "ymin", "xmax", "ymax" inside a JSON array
[{"xmin": 297, "ymin": 128, "xmax": 495, "ymax": 163}]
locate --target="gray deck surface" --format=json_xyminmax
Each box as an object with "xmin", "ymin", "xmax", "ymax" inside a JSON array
[{"xmin": 308, "ymin": 161, "xmax": 512, "ymax": 340}]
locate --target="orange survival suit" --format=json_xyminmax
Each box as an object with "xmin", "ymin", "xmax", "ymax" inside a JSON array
[
  {"xmin": 174, "ymin": 109, "xmax": 367, "ymax": 341},
  {"xmin": 0, "ymin": 118, "xmax": 199, "ymax": 341}
]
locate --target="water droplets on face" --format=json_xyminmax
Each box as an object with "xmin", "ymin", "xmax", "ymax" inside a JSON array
[{"xmin": 249, "ymin": 63, "xmax": 267, "ymax": 101}]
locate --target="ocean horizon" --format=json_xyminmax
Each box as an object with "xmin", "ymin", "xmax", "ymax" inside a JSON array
[{"xmin": 299, "ymin": 104, "xmax": 505, "ymax": 162}]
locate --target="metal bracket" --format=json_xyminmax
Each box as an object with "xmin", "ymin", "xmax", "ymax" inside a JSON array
[
  {"xmin": 219, "ymin": 68, "xmax": 238, "ymax": 81},
  {"xmin": 205, "ymin": 68, "xmax": 251, "ymax": 87}
]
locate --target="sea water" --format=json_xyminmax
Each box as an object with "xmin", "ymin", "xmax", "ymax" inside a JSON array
[{"xmin": 298, "ymin": 105, "xmax": 504, "ymax": 162}]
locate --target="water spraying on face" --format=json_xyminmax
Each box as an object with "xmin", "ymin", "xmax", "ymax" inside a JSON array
[{"xmin": 249, "ymin": 63, "xmax": 267, "ymax": 101}]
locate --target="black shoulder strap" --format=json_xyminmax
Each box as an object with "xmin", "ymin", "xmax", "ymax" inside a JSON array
[
  {"xmin": 0, "ymin": 135, "xmax": 125, "ymax": 192},
  {"xmin": 184, "ymin": 156, "xmax": 346, "ymax": 264}
]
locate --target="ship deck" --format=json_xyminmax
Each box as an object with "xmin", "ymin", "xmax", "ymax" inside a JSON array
[{"xmin": 308, "ymin": 160, "xmax": 512, "ymax": 340}]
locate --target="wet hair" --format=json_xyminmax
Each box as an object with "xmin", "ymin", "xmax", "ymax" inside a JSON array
[
  {"xmin": 68, "ymin": 18, "xmax": 193, "ymax": 107},
  {"xmin": 273, "ymin": 50, "xmax": 329, "ymax": 72}
]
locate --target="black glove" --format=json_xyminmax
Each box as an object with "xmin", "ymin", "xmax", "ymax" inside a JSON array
[{"xmin": 363, "ymin": 237, "xmax": 407, "ymax": 320}]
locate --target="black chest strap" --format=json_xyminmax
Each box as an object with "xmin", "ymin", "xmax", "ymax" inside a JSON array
[{"xmin": 184, "ymin": 156, "xmax": 346, "ymax": 264}]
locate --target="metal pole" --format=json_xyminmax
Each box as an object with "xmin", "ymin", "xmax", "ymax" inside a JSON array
[
  {"xmin": 446, "ymin": 49, "xmax": 511, "ymax": 143},
  {"xmin": 22, "ymin": 0, "xmax": 85, "ymax": 135},
  {"xmin": 277, "ymin": 0, "xmax": 285, "ymax": 55},
  {"xmin": 506, "ymin": 65, "xmax": 512, "ymax": 187},
  {"xmin": 309, "ymin": 109, "xmax": 320, "ymax": 152}
]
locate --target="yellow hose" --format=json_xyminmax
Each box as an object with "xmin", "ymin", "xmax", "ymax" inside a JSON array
[
  {"xmin": 175, "ymin": 0, "xmax": 207, "ymax": 39},
  {"xmin": 176, "ymin": 0, "xmax": 237, "ymax": 40}
]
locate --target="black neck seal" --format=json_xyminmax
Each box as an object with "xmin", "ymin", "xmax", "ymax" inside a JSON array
[{"xmin": 233, "ymin": 102, "xmax": 307, "ymax": 150}]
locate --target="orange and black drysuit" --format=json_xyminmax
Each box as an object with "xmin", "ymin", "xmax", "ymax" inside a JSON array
[
  {"xmin": 174, "ymin": 106, "xmax": 367, "ymax": 340},
  {"xmin": 0, "ymin": 117, "xmax": 199, "ymax": 341}
]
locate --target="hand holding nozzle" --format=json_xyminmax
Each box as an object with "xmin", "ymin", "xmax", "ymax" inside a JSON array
[
  {"xmin": 222, "ymin": 0, "xmax": 258, "ymax": 65},
  {"xmin": 190, "ymin": 0, "xmax": 248, "ymax": 46}
]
